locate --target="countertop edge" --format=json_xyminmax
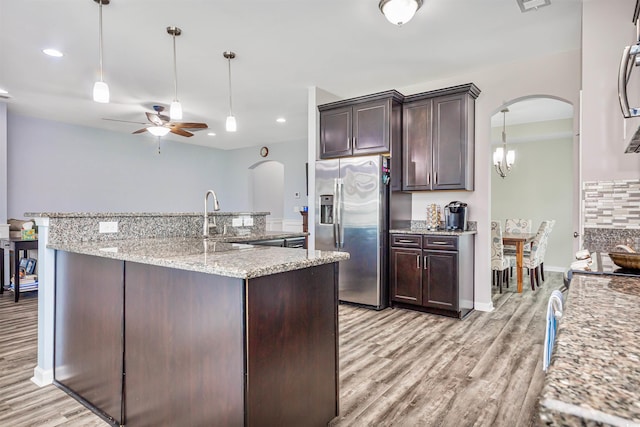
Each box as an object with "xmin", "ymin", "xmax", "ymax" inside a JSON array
[
  {"xmin": 25, "ymin": 211, "xmax": 271, "ymax": 218},
  {"xmin": 390, "ymin": 229, "xmax": 477, "ymax": 236}
]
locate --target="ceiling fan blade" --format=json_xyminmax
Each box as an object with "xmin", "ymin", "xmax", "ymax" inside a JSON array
[
  {"xmin": 146, "ymin": 112, "xmax": 164, "ymax": 126},
  {"xmin": 172, "ymin": 122, "xmax": 208, "ymax": 129},
  {"xmin": 102, "ymin": 118, "xmax": 148, "ymax": 125},
  {"xmin": 132, "ymin": 128, "xmax": 148, "ymax": 134},
  {"xmin": 158, "ymin": 113, "xmax": 170, "ymax": 122},
  {"xmin": 170, "ymin": 128, "xmax": 193, "ymax": 137}
]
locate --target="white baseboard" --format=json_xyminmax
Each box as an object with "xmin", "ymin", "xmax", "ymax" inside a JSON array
[
  {"xmin": 474, "ymin": 301, "xmax": 494, "ymax": 312},
  {"xmin": 544, "ymin": 265, "xmax": 566, "ymax": 273},
  {"xmin": 31, "ymin": 366, "xmax": 53, "ymax": 387}
]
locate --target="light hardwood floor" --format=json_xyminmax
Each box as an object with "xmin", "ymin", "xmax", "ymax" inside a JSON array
[{"xmin": 0, "ymin": 273, "xmax": 562, "ymax": 426}]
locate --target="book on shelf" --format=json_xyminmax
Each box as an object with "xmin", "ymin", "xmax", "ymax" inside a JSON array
[{"xmin": 11, "ymin": 274, "xmax": 38, "ymax": 285}]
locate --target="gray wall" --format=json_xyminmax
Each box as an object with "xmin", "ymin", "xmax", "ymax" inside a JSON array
[
  {"xmin": 6, "ymin": 112, "xmax": 307, "ymax": 220},
  {"xmin": 0, "ymin": 103, "xmax": 7, "ymax": 222},
  {"xmin": 582, "ymin": 0, "xmax": 640, "ymax": 181}
]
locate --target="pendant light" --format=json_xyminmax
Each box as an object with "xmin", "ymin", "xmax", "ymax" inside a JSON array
[
  {"xmin": 379, "ymin": 0, "xmax": 423, "ymax": 26},
  {"xmin": 224, "ymin": 51, "xmax": 237, "ymax": 132},
  {"xmin": 493, "ymin": 108, "xmax": 515, "ymax": 178},
  {"xmin": 167, "ymin": 26, "xmax": 183, "ymax": 121},
  {"xmin": 92, "ymin": 0, "xmax": 110, "ymax": 103}
]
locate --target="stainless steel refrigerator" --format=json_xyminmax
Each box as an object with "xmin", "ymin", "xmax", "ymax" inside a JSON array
[{"xmin": 315, "ymin": 155, "xmax": 391, "ymax": 309}]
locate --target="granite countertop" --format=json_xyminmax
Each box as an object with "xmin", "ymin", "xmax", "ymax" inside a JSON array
[
  {"xmin": 389, "ymin": 228, "xmax": 477, "ymax": 236},
  {"xmin": 49, "ymin": 237, "xmax": 347, "ymax": 279},
  {"xmin": 223, "ymin": 231, "xmax": 307, "ymax": 242},
  {"xmin": 539, "ymin": 274, "xmax": 640, "ymax": 426}
]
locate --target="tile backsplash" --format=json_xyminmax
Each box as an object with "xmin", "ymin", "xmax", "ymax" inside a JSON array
[
  {"xmin": 582, "ymin": 179, "xmax": 640, "ymax": 252},
  {"xmin": 583, "ymin": 179, "xmax": 640, "ymax": 229}
]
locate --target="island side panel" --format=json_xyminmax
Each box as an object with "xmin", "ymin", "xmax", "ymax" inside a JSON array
[
  {"xmin": 246, "ymin": 262, "xmax": 339, "ymax": 427},
  {"xmin": 124, "ymin": 262, "xmax": 245, "ymax": 427},
  {"xmin": 54, "ymin": 251, "xmax": 124, "ymax": 424}
]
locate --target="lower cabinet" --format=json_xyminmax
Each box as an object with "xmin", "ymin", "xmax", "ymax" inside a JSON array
[{"xmin": 390, "ymin": 233, "xmax": 474, "ymax": 318}]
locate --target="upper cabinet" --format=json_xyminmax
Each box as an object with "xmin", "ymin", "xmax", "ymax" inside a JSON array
[
  {"xmin": 403, "ymin": 84, "xmax": 480, "ymax": 191},
  {"xmin": 318, "ymin": 91, "xmax": 403, "ymax": 159}
]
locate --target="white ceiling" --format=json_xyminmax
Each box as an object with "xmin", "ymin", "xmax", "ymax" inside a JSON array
[{"xmin": 0, "ymin": 0, "xmax": 583, "ymax": 150}]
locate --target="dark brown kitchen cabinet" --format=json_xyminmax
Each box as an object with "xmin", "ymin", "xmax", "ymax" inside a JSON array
[
  {"xmin": 319, "ymin": 90, "xmax": 403, "ymax": 160},
  {"xmin": 390, "ymin": 233, "xmax": 474, "ymax": 319},
  {"xmin": 54, "ymin": 252, "xmax": 124, "ymax": 425},
  {"xmin": 402, "ymin": 83, "xmax": 480, "ymax": 191},
  {"xmin": 390, "ymin": 247, "xmax": 422, "ymax": 303}
]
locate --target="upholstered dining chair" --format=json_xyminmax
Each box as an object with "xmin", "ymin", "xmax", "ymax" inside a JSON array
[
  {"xmin": 514, "ymin": 220, "xmax": 553, "ymax": 290},
  {"xmin": 505, "ymin": 218, "xmax": 533, "ymax": 235},
  {"xmin": 536, "ymin": 220, "xmax": 556, "ymax": 282},
  {"xmin": 491, "ymin": 220, "xmax": 514, "ymax": 293}
]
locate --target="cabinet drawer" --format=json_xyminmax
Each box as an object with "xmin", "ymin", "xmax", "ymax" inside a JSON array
[
  {"xmin": 390, "ymin": 234, "xmax": 422, "ymax": 248},
  {"xmin": 423, "ymin": 235, "xmax": 458, "ymax": 250}
]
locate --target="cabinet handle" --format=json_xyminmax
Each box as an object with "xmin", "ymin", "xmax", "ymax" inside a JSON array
[
  {"xmin": 397, "ymin": 239, "xmax": 415, "ymax": 243},
  {"xmin": 435, "ymin": 172, "xmax": 438, "ymax": 184},
  {"xmin": 431, "ymin": 241, "xmax": 449, "ymax": 245},
  {"xmin": 352, "ymin": 137, "xmax": 356, "ymax": 148},
  {"xmin": 427, "ymin": 173, "xmax": 430, "ymax": 185},
  {"xmin": 416, "ymin": 255, "xmax": 420, "ymax": 269},
  {"xmin": 423, "ymin": 255, "xmax": 428, "ymax": 270}
]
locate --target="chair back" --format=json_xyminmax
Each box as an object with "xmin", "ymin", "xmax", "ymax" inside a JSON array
[
  {"xmin": 537, "ymin": 220, "xmax": 556, "ymax": 262},
  {"xmin": 528, "ymin": 221, "xmax": 553, "ymax": 265},
  {"xmin": 491, "ymin": 221, "xmax": 506, "ymax": 269},
  {"xmin": 505, "ymin": 219, "xmax": 533, "ymax": 234}
]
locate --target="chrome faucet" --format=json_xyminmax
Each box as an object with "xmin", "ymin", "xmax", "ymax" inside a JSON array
[{"xmin": 203, "ymin": 190, "xmax": 220, "ymax": 238}]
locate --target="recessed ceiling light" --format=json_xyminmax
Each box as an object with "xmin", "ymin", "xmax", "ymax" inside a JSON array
[
  {"xmin": 207, "ymin": 132, "xmax": 217, "ymax": 136},
  {"xmin": 42, "ymin": 48, "xmax": 63, "ymax": 57},
  {"xmin": 276, "ymin": 117, "xmax": 286, "ymax": 123}
]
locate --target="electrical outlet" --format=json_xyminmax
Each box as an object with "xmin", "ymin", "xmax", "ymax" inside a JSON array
[
  {"xmin": 294, "ymin": 191, "xmax": 300, "ymax": 199},
  {"xmin": 232, "ymin": 218, "xmax": 243, "ymax": 227},
  {"xmin": 99, "ymin": 221, "xmax": 118, "ymax": 233},
  {"xmin": 243, "ymin": 217, "xmax": 254, "ymax": 227}
]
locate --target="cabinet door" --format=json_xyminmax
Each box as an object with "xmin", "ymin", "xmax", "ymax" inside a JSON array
[
  {"xmin": 402, "ymin": 99, "xmax": 432, "ymax": 191},
  {"xmin": 352, "ymin": 100, "xmax": 390, "ymax": 155},
  {"xmin": 54, "ymin": 252, "xmax": 124, "ymax": 425},
  {"xmin": 390, "ymin": 247, "xmax": 422, "ymax": 304},
  {"xmin": 423, "ymin": 250, "xmax": 458, "ymax": 311},
  {"xmin": 320, "ymin": 106, "xmax": 352, "ymax": 159},
  {"xmin": 432, "ymin": 94, "xmax": 469, "ymax": 190}
]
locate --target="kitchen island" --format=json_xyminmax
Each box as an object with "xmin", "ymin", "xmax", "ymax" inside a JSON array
[
  {"xmin": 538, "ymin": 273, "xmax": 640, "ymax": 426},
  {"xmin": 26, "ymin": 212, "xmax": 348, "ymax": 427}
]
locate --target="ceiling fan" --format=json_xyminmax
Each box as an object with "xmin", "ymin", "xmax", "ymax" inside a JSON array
[{"xmin": 104, "ymin": 105, "xmax": 208, "ymax": 137}]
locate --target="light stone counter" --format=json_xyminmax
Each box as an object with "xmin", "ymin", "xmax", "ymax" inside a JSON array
[
  {"xmin": 538, "ymin": 274, "xmax": 640, "ymax": 426},
  {"xmin": 389, "ymin": 228, "xmax": 477, "ymax": 236},
  {"xmin": 49, "ymin": 237, "xmax": 346, "ymax": 279}
]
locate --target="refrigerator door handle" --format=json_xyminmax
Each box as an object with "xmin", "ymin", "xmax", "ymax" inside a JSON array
[
  {"xmin": 338, "ymin": 179, "xmax": 345, "ymax": 248},
  {"xmin": 333, "ymin": 178, "xmax": 339, "ymax": 248}
]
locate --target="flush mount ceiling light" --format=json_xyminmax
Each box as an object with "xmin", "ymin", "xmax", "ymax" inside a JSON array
[
  {"xmin": 0, "ymin": 88, "xmax": 8, "ymax": 94},
  {"xmin": 224, "ymin": 51, "xmax": 237, "ymax": 132},
  {"xmin": 42, "ymin": 48, "xmax": 63, "ymax": 57},
  {"xmin": 516, "ymin": 0, "xmax": 551, "ymax": 13},
  {"xmin": 493, "ymin": 108, "xmax": 515, "ymax": 179},
  {"xmin": 276, "ymin": 117, "xmax": 286, "ymax": 123},
  {"xmin": 92, "ymin": 0, "xmax": 110, "ymax": 103},
  {"xmin": 379, "ymin": 0, "xmax": 423, "ymax": 26},
  {"xmin": 167, "ymin": 26, "xmax": 183, "ymax": 121}
]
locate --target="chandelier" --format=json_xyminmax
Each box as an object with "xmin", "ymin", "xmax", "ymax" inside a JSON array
[{"xmin": 493, "ymin": 108, "xmax": 515, "ymax": 178}]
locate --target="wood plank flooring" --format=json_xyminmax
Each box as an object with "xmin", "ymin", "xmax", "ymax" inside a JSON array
[{"xmin": 0, "ymin": 274, "xmax": 562, "ymax": 426}]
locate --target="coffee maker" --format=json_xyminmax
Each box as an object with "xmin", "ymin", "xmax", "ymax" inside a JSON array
[{"xmin": 444, "ymin": 201, "xmax": 468, "ymax": 231}]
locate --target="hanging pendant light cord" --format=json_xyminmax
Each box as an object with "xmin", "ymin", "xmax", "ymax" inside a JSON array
[
  {"xmin": 172, "ymin": 34, "xmax": 178, "ymax": 101},
  {"xmin": 227, "ymin": 56, "xmax": 233, "ymax": 115},
  {"xmin": 98, "ymin": 0, "xmax": 104, "ymax": 82}
]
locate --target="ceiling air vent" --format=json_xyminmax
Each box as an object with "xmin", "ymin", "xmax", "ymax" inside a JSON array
[{"xmin": 517, "ymin": 0, "xmax": 551, "ymax": 13}]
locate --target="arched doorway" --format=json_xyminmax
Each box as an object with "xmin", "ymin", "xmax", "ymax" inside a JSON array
[
  {"xmin": 249, "ymin": 160, "xmax": 284, "ymax": 230},
  {"xmin": 490, "ymin": 96, "xmax": 576, "ymax": 273}
]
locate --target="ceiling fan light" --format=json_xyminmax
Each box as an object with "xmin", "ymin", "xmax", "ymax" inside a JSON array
[
  {"xmin": 93, "ymin": 81, "xmax": 110, "ymax": 103},
  {"xmin": 148, "ymin": 126, "xmax": 170, "ymax": 137},
  {"xmin": 170, "ymin": 100, "xmax": 183, "ymax": 120},
  {"xmin": 379, "ymin": 0, "xmax": 422, "ymax": 26},
  {"xmin": 226, "ymin": 115, "xmax": 237, "ymax": 132}
]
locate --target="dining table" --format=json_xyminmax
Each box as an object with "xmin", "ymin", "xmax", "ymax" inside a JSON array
[{"xmin": 502, "ymin": 232, "xmax": 536, "ymax": 293}]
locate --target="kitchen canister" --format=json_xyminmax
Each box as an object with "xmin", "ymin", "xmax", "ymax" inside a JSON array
[{"xmin": 426, "ymin": 204, "xmax": 441, "ymax": 230}]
